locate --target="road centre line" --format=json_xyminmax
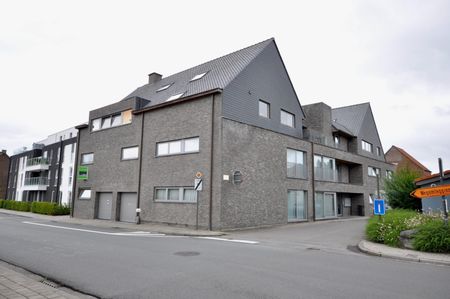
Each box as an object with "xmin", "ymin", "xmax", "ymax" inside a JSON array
[
  {"xmin": 195, "ymin": 237, "xmax": 259, "ymax": 244},
  {"xmin": 22, "ymin": 221, "xmax": 166, "ymax": 236}
]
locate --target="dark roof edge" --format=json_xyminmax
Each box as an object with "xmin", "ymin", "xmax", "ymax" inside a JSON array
[
  {"xmin": 415, "ymin": 170, "xmax": 450, "ymax": 184},
  {"xmin": 75, "ymin": 123, "xmax": 89, "ymax": 129},
  {"xmin": 133, "ymin": 88, "xmax": 223, "ymax": 114},
  {"xmin": 271, "ymin": 40, "xmax": 306, "ymax": 119}
]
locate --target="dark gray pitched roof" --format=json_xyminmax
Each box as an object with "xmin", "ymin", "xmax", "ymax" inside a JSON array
[
  {"xmin": 331, "ymin": 102, "xmax": 370, "ymax": 136},
  {"xmin": 331, "ymin": 121, "xmax": 355, "ymax": 137},
  {"xmin": 123, "ymin": 38, "xmax": 274, "ymax": 109}
]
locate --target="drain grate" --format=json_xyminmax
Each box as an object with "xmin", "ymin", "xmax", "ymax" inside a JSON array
[
  {"xmin": 174, "ymin": 251, "xmax": 200, "ymax": 257},
  {"xmin": 41, "ymin": 279, "xmax": 59, "ymax": 288}
]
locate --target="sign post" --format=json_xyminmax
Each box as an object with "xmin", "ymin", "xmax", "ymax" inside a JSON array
[
  {"xmin": 373, "ymin": 198, "xmax": 386, "ymax": 216},
  {"xmin": 194, "ymin": 172, "xmax": 203, "ymax": 230},
  {"xmin": 438, "ymin": 158, "xmax": 449, "ymax": 226}
]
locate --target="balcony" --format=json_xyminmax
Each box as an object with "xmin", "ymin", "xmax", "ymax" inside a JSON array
[
  {"xmin": 23, "ymin": 177, "xmax": 49, "ymax": 191},
  {"xmin": 25, "ymin": 157, "xmax": 49, "ymax": 172}
]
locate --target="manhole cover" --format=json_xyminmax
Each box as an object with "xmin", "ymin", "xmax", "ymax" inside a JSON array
[
  {"xmin": 306, "ymin": 247, "xmax": 320, "ymax": 251},
  {"xmin": 174, "ymin": 251, "xmax": 200, "ymax": 257}
]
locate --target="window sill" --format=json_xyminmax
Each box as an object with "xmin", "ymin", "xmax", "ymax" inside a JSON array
[
  {"xmin": 286, "ymin": 176, "xmax": 308, "ymax": 181},
  {"xmin": 90, "ymin": 122, "xmax": 132, "ymax": 134},
  {"xmin": 156, "ymin": 151, "xmax": 200, "ymax": 158},
  {"xmin": 154, "ymin": 200, "xmax": 197, "ymax": 204}
]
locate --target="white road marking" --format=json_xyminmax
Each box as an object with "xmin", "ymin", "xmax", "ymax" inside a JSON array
[
  {"xmin": 195, "ymin": 237, "xmax": 259, "ymax": 244},
  {"xmin": 22, "ymin": 221, "xmax": 165, "ymax": 237}
]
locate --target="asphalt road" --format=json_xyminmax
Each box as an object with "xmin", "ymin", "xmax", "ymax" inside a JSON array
[{"xmin": 0, "ymin": 213, "xmax": 448, "ymax": 299}]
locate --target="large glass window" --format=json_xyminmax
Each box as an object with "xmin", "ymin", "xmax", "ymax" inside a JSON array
[
  {"xmin": 288, "ymin": 190, "xmax": 307, "ymax": 221},
  {"xmin": 287, "ymin": 149, "xmax": 307, "ymax": 179},
  {"xmin": 259, "ymin": 100, "xmax": 270, "ymax": 118},
  {"xmin": 156, "ymin": 137, "xmax": 199, "ymax": 156},
  {"xmin": 81, "ymin": 153, "xmax": 94, "ymax": 165},
  {"xmin": 368, "ymin": 166, "xmax": 380, "ymax": 177},
  {"xmin": 121, "ymin": 146, "xmax": 139, "ymax": 160},
  {"xmin": 314, "ymin": 155, "xmax": 337, "ymax": 182},
  {"xmin": 315, "ymin": 192, "xmax": 336, "ymax": 219},
  {"xmin": 362, "ymin": 140, "xmax": 373, "ymax": 152},
  {"xmin": 91, "ymin": 109, "xmax": 132, "ymax": 132},
  {"xmin": 280, "ymin": 110, "xmax": 295, "ymax": 127},
  {"xmin": 154, "ymin": 187, "xmax": 197, "ymax": 202}
]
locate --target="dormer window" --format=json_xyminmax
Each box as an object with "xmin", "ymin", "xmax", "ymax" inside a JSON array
[
  {"xmin": 190, "ymin": 72, "xmax": 208, "ymax": 82},
  {"xmin": 156, "ymin": 84, "xmax": 172, "ymax": 92},
  {"xmin": 166, "ymin": 93, "xmax": 185, "ymax": 102},
  {"xmin": 91, "ymin": 109, "xmax": 133, "ymax": 132}
]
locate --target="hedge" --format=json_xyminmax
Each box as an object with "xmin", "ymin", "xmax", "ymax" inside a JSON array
[
  {"xmin": 413, "ymin": 220, "xmax": 450, "ymax": 253},
  {"xmin": 0, "ymin": 199, "xmax": 70, "ymax": 216}
]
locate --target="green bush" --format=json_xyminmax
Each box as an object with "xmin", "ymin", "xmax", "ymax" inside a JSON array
[
  {"xmin": 384, "ymin": 168, "xmax": 421, "ymax": 210},
  {"xmin": 31, "ymin": 202, "xmax": 70, "ymax": 215},
  {"xmin": 413, "ymin": 220, "xmax": 450, "ymax": 253},
  {"xmin": 0, "ymin": 200, "xmax": 69, "ymax": 215},
  {"xmin": 0, "ymin": 200, "xmax": 31, "ymax": 212},
  {"xmin": 366, "ymin": 209, "xmax": 423, "ymax": 246}
]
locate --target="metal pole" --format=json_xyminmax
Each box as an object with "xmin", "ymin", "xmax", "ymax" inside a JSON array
[
  {"xmin": 377, "ymin": 173, "xmax": 381, "ymax": 221},
  {"xmin": 438, "ymin": 158, "xmax": 448, "ymax": 225},
  {"xmin": 196, "ymin": 191, "xmax": 199, "ymax": 230}
]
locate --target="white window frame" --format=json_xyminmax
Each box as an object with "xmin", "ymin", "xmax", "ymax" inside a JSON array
[
  {"xmin": 154, "ymin": 187, "xmax": 197, "ymax": 203},
  {"xmin": 287, "ymin": 149, "xmax": 307, "ymax": 179},
  {"xmin": 156, "ymin": 137, "xmax": 199, "ymax": 157},
  {"xmin": 280, "ymin": 110, "xmax": 295, "ymax": 128},
  {"xmin": 166, "ymin": 93, "xmax": 185, "ymax": 102},
  {"xmin": 79, "ymin": 189, "xmax": 92, "ymax": 200},
  {"xmin": 81, "ymin": 153, "xmax": 94, "ymax": 165},
  {"xmin": 121, "ymin": 146, "xmax": 139, "ymax": 161},
  {"xmin": 259, "ymin": 100, "xmax": 270, "ymax": 118},
  {"xmin": 156, "ymin": 83, "xmax": 172, "ymax": 92},
  {"xmin": 362, "ymin": 140, "xmax": 373, "ymax": 152},
  {"xmin": 368, "ymin": 166, "xmax": 380, "ymax": 177},
  {"xmin": 190, "ymin": 72, "xmax": 208, "ymax": 82},
  {"xmin": 91, "ymin": 110, "xmax": 132, "ymax": 132}
]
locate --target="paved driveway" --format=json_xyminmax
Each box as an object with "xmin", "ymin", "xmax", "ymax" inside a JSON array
[{"xmin": 228, "ymin": 217, "xmax": 368, "ymax": 253}]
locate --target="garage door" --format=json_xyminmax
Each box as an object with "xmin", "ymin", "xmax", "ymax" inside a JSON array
[
  {"xmin": 120, "ymin": 193, "xmax": 137, "ymax": 223},
  {"xmin": 97, "ymin": 192, "xmax": 113, "ymax": 220}
]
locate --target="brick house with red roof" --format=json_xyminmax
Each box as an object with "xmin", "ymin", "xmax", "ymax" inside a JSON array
[{"xmin": 385, "ymin": 146, "xmax": 431, "ymax": 176}]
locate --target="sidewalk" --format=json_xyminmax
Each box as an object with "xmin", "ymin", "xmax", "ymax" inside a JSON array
[
  {"xmin": 0, "ymin": 260, "xmax": 93, "ymax": 299},
  {"xmin": 0, "ymin": 209, "xmax": 225, "ymax": 237},
  {"xmin": 358, "ymin": 240, "xmax": 450, "ymax": 266}
]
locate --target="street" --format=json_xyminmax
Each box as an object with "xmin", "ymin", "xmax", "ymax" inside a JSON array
[{"xmin": 0, "ymin": 213, "xmax": 449, "ymax": 299}]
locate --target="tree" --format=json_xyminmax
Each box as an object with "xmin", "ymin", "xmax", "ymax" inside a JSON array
[{"xmin": 385, "ymin": 167, "xmax": 422, "ymax": 210}]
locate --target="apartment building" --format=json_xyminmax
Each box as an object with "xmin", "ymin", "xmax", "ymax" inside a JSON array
[
  {"xmin": 0, "ymin": 150, "xmax": 10, "ymax": 199},
  {"xmin": 6, "ymin": 128, "xmax": 77, "ymax": 205},
  {"xmin": 72, "ymin": 38, "xmax": 394, "ymax": 229}
]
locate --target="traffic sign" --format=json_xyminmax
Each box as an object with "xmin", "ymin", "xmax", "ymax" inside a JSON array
[
  {"xmin": 410, "ymin": 184, "xmax": 450, "ymax": 198},
  {"xmin": 195, "ymin": 172, "xmax": 203, "ymax": 179},
  {"xmin": 374, "ymin": 198, "xmax": 385, "ymax": 215},
  {"xmin": 194, "ymin": 178, "xmax": 203, "ymax": 191}
]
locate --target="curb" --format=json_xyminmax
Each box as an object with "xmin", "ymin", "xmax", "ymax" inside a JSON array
[
  {"xmin": 0, "ymin": 209, "xmax": 226, "ymax": 237},
  {"xmin": 358, "ymin": 240, "xmax": 450, "ymax": 266}
]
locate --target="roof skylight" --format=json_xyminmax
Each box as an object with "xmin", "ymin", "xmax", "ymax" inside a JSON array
[
  {"xmin": 156, "ymin": 84, "xmax": 172, "ymax": 92},
  {"xmin": 190, "ymin": 72, "xmax": 208, "ymax": 82},
  {"xmin": 166, "ymin": 93, "xmax": 185, "ymax": 102}
]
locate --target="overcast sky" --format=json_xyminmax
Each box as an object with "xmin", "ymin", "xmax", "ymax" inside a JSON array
[{"xmin": 1, "ymin": 0, "xmax": 449, "ymax": 172}]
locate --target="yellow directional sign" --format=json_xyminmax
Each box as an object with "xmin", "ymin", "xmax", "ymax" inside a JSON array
[{"xmin": 410, "ymin": 184, "xmax": 450, "ymax": 198}]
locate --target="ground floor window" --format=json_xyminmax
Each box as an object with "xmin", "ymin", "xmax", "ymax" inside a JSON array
[
  {"xmin": 288, "ymin": 190, "xmax": 307, "ymax": 221},
  {"xmin": 315, "ymin": 192, "xmax": 337, "ymax": 219},
  {"xmin": 154, "ymin": 187, "xmax": 197, "ymax": 203}
]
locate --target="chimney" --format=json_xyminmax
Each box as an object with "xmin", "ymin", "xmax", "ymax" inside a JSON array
[
  {"xmin": 1, "ymin": 149, "xmax": 6, "ymax": 154},
  {"xmin": 148, "ymin": 72, "xmax": 162, "ymax": 84}
]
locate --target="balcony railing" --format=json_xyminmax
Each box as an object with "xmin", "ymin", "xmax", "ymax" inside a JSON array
[
  {"xmin": 26, "ymin": 157, "xmax": 49, "ymax": 167},
  {"xmin": 24, "ymin": 177, "xmax": 49, "ymax": 186}
]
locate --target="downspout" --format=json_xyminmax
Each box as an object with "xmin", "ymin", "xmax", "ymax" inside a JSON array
[
  {"xmin": 136, "ymin": 112, "xmax": 145, "ymax": 224},
  {"xmin": 311, "ymin": 142, "xmax": 316, "ymax": 221},
  {"xmin": 70, "ymin": 131, "xmax": 81, "ymax": 217},
  {"xmin": 208, "ymin": 94, "xmax": 215, "ymax": 231}
]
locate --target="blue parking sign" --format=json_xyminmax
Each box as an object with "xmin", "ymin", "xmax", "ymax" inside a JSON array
[{"xmin": 374, "ymin": 199, "xmax": 385, "ymax": 215}]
